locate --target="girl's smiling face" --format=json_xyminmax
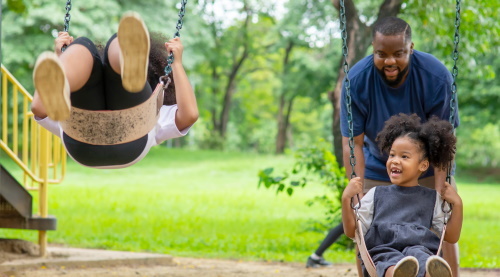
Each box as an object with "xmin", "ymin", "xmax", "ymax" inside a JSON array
[{"xmin": 386, "ymin": 136, "xmax": 429, "ymax": 187}]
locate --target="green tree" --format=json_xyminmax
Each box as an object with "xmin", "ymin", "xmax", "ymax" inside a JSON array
[
  {"xmin": 272, "ymin": 0, "xmax": 337, "ymax": 154},
  {"xmin": 402, "ymin": 0, "xmax": 500, "ymax": 169},
  {"xmin": 191, "ymin": 0, "xmax": 264, "ymax": 144}
]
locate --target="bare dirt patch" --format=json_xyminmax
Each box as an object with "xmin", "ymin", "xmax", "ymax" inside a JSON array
[{"xmin": 0, "ymin": 240, "xmax": 497, "ymax": 277}]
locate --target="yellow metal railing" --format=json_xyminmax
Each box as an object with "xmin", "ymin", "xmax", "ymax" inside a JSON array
[{"xmin": 0, "ymin": 64, "xmax": 66, "ymax": 256}]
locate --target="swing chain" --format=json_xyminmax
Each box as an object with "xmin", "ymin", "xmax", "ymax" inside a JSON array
[
  {"xmin": 339, "ymin": 0, "xmax": 356, "ymax": 180},
  {"xmin": 445, "ymin": 0, "xmax": 461, "ymax": 194},
  {"xmin": 162, "ymin": 0, "xmax": 188, "ymax": 81},
  {"xmin": 63, "ymin": 0, "xmax": 72, "ymax": 32},
  {"xmin": 441, "ymin": 200, "xmax": 452, "ymax": 219},
  {"xmin": 60, "ymin": 0, "xmax": 72, "ymax": 52},
  {"xmin": 340, "ymin": 0, "xmax": 361, "ymax": 210},
  {"xmin": 449, "ymin": 0, "xmax": 460, "ymax": 126}
]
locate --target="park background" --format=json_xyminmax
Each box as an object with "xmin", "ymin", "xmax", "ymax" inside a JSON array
[{"xmin": 1, "ymin": 0, "xmax": 499, "ymax": 269}]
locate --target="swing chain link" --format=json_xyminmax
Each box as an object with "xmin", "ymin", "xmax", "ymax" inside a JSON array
[
  {"xmin": 340, "ymin": 0, "xmax": 361, "ymax": 210},
  {"xmin": 444, "ymin": 0, "xmax": 461, "ymax": 200},
  {"xmin": 162, "ymin": 0, "xmax": 188, "ymax": 81},
  {"xmin": 449, "ymin": 0, "xmax": 460, "ymax": 127},
  {"xmin": 63, "ymin": 0, "xmax": 72, "ymax": 32},
  {"xmin": 340, "ymin": 0, "xmax": 356, "ymax": 180},
  {"xmin": 60, "ymin": 0, "xmax": 72, "ymax": 52},
  {"xmin": 441, "ymin": 200, "xmax": 452, "ymax": 220}
]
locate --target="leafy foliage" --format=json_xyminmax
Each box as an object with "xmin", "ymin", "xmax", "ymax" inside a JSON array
[
  {"xmin": 401, "ymin": 0, "xmax": 500, "ymax": 168},
  {"xmin": 258, "ymin": 140, "xmax": 351, "ymax": 245},
  {"xmin": 1, "ymin": 0, "xmax": 498, "ymax": 165}
]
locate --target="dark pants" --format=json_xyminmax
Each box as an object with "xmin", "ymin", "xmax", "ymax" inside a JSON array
[{"xmin": 63, "ymin": 35, "xmax": 150, "ymax": 167}]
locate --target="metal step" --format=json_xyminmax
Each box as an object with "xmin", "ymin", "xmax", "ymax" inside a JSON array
[
  {"xmin": 0, "ymin": 164, "xmax": 32, "ymax": 218},
  {"xmin": 0, "ymin": 164, "xmax": 56, "ymax": 230},
  {"xmin": 0, "ymin": 215, "xmax": 57, "ymax": 230}
]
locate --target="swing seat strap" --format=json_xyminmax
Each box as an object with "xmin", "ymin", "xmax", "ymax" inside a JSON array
[
  {"xmin": 61, "ymin": 84, "xmax": 164, "ymax": 145},
  {"xmin": 355, "ymin": 218, "xmax": 378, "ymax": 277}
]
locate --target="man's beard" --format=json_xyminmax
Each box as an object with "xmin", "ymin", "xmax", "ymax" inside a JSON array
[{"xmin": 376, "ymin": 64, "xmax": 410, "ymax": 87}]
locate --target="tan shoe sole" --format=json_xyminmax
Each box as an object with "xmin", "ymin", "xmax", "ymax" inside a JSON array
[
  {"xmin": 33, "ymin": 51, "xmax": 71, "ymax": 121},
  {"xmin": 394, "ymin": 256, "xmax": 419, "ymax": 277},
  {"xmin": 118, "ymin": 12, "xmax": 150, "ymax": 92},
  {"xmin": 426, "ymin": 256, "xmax": 452, "ymax": 277}
]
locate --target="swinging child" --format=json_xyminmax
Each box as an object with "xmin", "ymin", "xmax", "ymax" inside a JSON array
[
  {"xmin": 341, "ymin": 113, "xmax": 463, "ymax": 277},
  {"xmin": 31, "ymin": 12, "xmax": 198, "ymax": 169}
]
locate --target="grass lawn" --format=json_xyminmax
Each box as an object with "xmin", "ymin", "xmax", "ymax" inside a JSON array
[{"xmin": 0, "ymin": 147, "xmax": 498, "ymax": 268}]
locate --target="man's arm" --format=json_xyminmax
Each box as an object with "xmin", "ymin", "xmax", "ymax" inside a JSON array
[
  {"xmin": 342, "ymin": 134, "xmax": 366, "ymax": 183},
  {"xmin": 433, "ymin": 167, "xmax": 447, "ymax": 192}
]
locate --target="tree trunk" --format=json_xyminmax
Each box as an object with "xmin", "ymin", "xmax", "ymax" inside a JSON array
[
  {"xmin": 211, "ymin": 67, "xmax": 220, "ymax": 133},
  {"xmin": 330, "ymin": 0, "xmax": 403, "ymax": 166},
  {"xmin": 275, "ymin": 94, "xmax": 295, "ymax": 154},
  {"xmin": 208, "ymin": 2, "xmax": 222, "ymax": 137},
  {"xmin": 275, "ymin": 40, "xmax": 295, "ymax": 154},
  {"xmin": 218, "ymin": 4, "xmax": 251, "ymax": 138}
]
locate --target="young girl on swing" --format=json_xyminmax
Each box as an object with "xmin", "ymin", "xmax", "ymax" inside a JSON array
[
  {"xmin": 342, "ymin": 113, "xmax": 463, "ymax": 277},
  {"xmin": 31, "ymin": 12, "xmax": 198, "ymax": 169}
]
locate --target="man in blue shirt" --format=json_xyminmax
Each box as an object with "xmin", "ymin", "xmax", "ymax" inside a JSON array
[{"xmin": 307, "ymin": 17, "xmax": 460, "ymax": 277}]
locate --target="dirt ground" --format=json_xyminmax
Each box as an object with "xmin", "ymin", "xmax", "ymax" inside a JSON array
[{"xmin": 0, "ymin": 239, "xmax": 498, "ymax": 277}]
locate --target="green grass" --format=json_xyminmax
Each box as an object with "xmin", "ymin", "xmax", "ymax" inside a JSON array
[
  {"xmin": 0, "ymin": 148, "xmax": 498, "ymax": 268},
  {"xmin": 455, "ymin": 181, "xmax": 500, "ymax": 268}
]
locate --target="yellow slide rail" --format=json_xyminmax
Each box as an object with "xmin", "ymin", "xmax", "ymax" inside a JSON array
[{"xmin": 0, "ymin": 64, "xmax": 66, "ymax": 256}]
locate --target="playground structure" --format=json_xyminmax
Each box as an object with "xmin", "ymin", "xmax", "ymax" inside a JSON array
[{"xmin": 0, "ymin": 64, "xmax": 67, "ymax": 256}]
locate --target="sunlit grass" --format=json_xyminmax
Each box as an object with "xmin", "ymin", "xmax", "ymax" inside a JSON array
[
  {"xmin": 0, "ymin": 148, "xmax": 498, "ymax": 267},
  {"xmin": 456, "ymin": 182, "xmax": 500, "ymax": 268}
]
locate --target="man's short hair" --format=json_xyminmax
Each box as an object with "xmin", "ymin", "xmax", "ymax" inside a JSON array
[{"xmin": 372, "ymin": 16, "xmax": 412, "ymax": 43}]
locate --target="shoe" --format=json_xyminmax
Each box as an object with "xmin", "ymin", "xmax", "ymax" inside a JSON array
[
  {"xmin": 426, "ymin": 255, "xmax": 452, "ymax": 277},
  {"xmin": 117, "ymin": 12, "xmax": 150, "ymax": 92},
  {"xmin": 393, "ymin": 256, "xmax": 419, "ymax": 277},
  {"xmin": 306, "ymin": 256, "xmax": 333, "ymax": 268},
  {"xmin": 33, "ymin": 51, "xmax": 71, "ymax": 121}
]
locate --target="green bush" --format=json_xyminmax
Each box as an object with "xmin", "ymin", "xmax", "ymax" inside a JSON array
[
  {"xmin": 456, "ymin": 123, "xmax": 500, "ymax": 169},
  {"xmin": 258, "ymin": 140, "xmax": 352, "ymax": 247}
]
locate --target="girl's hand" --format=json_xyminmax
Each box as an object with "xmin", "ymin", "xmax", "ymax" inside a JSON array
[
  {"xmin": 165, "ymin": 37, "xmax": 184, "ymax": 65},
  {"xmin": 440, "ymin": 182, "xmax": 462, "ymax": 206},
  {"xmin": 54, "ymin": 32, "xmax": 74, "ymax": 56},
  {"xmin": 342, "ymin": 177, "xmax": 363, "ymax": 200}
]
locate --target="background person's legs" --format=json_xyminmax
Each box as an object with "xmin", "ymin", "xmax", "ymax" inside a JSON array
[{"xmin": 306, "ymin": 223, "xmax": 344, "ymax": 267}]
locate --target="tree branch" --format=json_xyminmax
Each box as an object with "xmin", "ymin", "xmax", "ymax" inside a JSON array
[{"xmin": 376, "ymin": 0, "xmax": 404, "ymax": 22}]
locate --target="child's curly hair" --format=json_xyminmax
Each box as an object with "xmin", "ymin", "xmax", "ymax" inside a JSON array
[
  {"xmin": 376, "ymin": 113, "xmax": 456, "ymax": 170},
  {"xmin": 147, "ymin": 32, "xmax": 176, "ymax": 105}
]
